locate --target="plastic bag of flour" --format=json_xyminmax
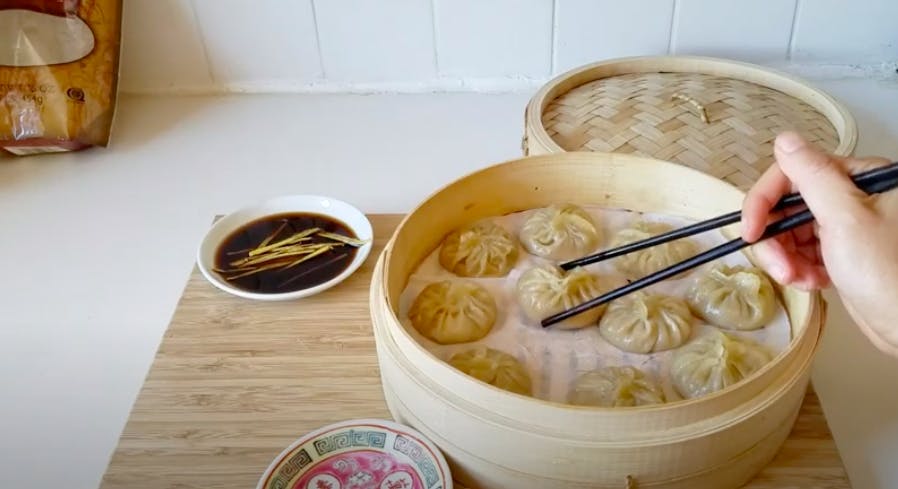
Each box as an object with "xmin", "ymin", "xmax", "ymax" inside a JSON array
[{"xmin": 0, "ymin": 0, "xmax": 123, "ymax": 156}]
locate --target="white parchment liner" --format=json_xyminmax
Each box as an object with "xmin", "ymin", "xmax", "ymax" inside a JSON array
[{"xmin": 397, "ymin": 206, "xmax": 791, "ymax": 405}]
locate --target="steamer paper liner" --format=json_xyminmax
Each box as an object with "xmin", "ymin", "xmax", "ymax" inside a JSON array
[{"xmin": 397, "ymin": 206, "xmax": 792, "ymax": 404}]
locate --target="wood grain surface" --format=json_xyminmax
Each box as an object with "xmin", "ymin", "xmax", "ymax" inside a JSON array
[{"xmin": 98, "ymin": 214, "xmax": 851, "ymax": 489}]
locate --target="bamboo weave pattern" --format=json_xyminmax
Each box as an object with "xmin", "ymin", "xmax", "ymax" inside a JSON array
[{"xmin": 542, "ymin": 73, "xmax": 841, "ymax": 189}]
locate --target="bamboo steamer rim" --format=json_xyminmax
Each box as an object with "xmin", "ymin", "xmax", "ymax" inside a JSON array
[
  {"xmin": 376, "ymin": 151, "xmax": 822, "ymax": 419},
  {"xmin": 373, "ymin": 259, "xmax": 821, "ymax": 447},
  {"xmin": 380, "ymin": 358, "xmax": 809, "ymax": 484},
  {"xmin": 375, "ymin": 254, "xmax": 821, "ymax": 441},
  {"xmin": 523, "ymin": 55, "xmax": 858, "ymax": 189}
]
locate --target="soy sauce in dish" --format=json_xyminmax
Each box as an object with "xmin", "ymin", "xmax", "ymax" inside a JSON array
[{"xmin": 214, "ymin": 212, "xmax": 362, "ymax": 294}]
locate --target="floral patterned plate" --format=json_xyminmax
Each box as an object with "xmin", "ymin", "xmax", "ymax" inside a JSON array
[{"xmin": 256, "ymin": 419, "xmax": 453, "ymax": 489}]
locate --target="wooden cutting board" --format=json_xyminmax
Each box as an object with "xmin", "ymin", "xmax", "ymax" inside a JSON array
[{"xmin": 98, "ymin": 214, "xmax": 852, "ymax": 489}]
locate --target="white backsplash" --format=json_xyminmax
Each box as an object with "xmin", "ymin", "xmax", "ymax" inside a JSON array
[
  {"xmin": 119, "ymin": 0, "xmax": 898, "ymax": 94},
  {"xmin": 434, "ymin": 0, "xmax": 553, "ymax": 78},
  {"xmin": 670, "ymin": 0, "xmax": 798, "ymax": 62},
  {"xmin": 193, "ymin": 0, "xmax": 323, "ymax": 84},
  {"xmin": 554, "ymin": 0, "xmax": 675, "ymax": 73}
]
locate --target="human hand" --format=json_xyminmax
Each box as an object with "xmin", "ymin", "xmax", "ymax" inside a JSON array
[{"xmin": 740, "ymin": 131, "xmax": 898, "ymax": 357}]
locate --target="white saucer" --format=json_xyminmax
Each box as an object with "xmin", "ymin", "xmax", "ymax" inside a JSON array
[{"xmin": 197, "ymin": 195, "xmax": 373, "ymax": 301}]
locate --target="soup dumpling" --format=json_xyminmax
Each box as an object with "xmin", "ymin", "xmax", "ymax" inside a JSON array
[
  {"xmin": 686, "ymin": 264, "xmax": 777, "ymax": 331},
  {"xmin": 598, "ymin": 291, "xmax": 694, "ymax": 353},
  {"xmin": 568, "ymin": 366, "xmax": 666, "ymax": 407},
  {"xmin": 519, "ymin": 203, "xmax": 600, "ymax": 261},
  {"xmin": 408, "ymin": 280, "xmax": 497, "ymax": 345},
  {"xmin": 448, "ymin": 346, "xmax": 532, "ymax": 396},
  {"xmin": 439, "ymin": 220, "xmax": 519, "ymax": 277},
  {"xmin": 608, "ymin": 220, "xmax": 698, "ymax": 279},
  {"xmin": 516, "ymin": 263, "xmax": 607, "ymax": 330},
  {"xmin": 671, "ymin": 330, "xmax": 772, "ymax": 399}
]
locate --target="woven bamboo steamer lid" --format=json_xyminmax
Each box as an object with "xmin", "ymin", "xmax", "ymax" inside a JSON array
[{"xmin": 523, "ymin": 55, "xmax": 858, "ymax": 190}]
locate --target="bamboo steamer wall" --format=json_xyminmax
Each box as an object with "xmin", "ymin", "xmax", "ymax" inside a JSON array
[
  {"xmin": 369, "ymin": 152, "xmax": 826, "ymax": 489},
  {"xmin": 522, "ymin": 56, "xmax": 858, "ymax": 190}
]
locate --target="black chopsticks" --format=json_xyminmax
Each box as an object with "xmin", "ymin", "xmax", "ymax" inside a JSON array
[
  {"xmin": 541, "ymin": 161, "xmax": 898, "ymax": 328},
  {"xmin": 559, "ymin": 162, "xmax": 898, "ymax": 271}
]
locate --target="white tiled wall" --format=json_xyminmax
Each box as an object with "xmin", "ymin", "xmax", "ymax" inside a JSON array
[
  {"xmin": 671, "ymin": 0, "xmax": 797, "ymax": 63},
  {"xmin": 792, "ymin": 0, "xmax": 898, "ymax": 63},
  {"xmin": 316, "ymin": 0, "xmax": 436, "ymax": 83},
  {"xmin": 120, "ymin": 0, "xmax": 212, "ymax": 92},
  {"xmin": 119, "ymin": 0, "xmax": 898, "ymax": 93},
  {"xmin": 434, "ymin": 0, "xmax": 553, "ymax": 78},
  {"xmin": 193, "ymin": 0, "xmax": 322, "ymax": 85},
  {"xmin": 554, "ymin": 0, "xmax": 675, "ymax": 73}
]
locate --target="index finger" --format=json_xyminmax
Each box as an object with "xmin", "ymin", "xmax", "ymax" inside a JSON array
[{"xmin": 741, "ymin": 163, "xmax": 793, "ymax": 242}]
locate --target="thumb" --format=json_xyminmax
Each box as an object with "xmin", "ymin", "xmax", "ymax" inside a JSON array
[{"xmin": 773, "ymin": 131, "xmax": 867, "ymax": 227}]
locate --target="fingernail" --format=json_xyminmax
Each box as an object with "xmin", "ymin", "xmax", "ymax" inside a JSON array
[{"xmin": 776, "ymin": 132, "xmax": 805, "ymax": 154}]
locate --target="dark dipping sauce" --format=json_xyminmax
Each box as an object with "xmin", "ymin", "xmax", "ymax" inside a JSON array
[{"xmin": 214, "ymin": 212, "xmax": 360, "ymax": 294}]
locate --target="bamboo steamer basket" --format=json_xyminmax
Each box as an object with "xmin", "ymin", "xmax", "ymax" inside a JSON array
[
  {"xmin": 369, "ymin": 152, "xmax": 826, "ymax": 489},
  {"xmin": 523, "ymin": 55, "xmax": 858, "ymax": 190}
]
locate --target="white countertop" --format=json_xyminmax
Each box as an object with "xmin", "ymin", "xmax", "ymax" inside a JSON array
[{"xmin": 1, "ymin": 78, "xmax": 897, "ymax": 489}]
